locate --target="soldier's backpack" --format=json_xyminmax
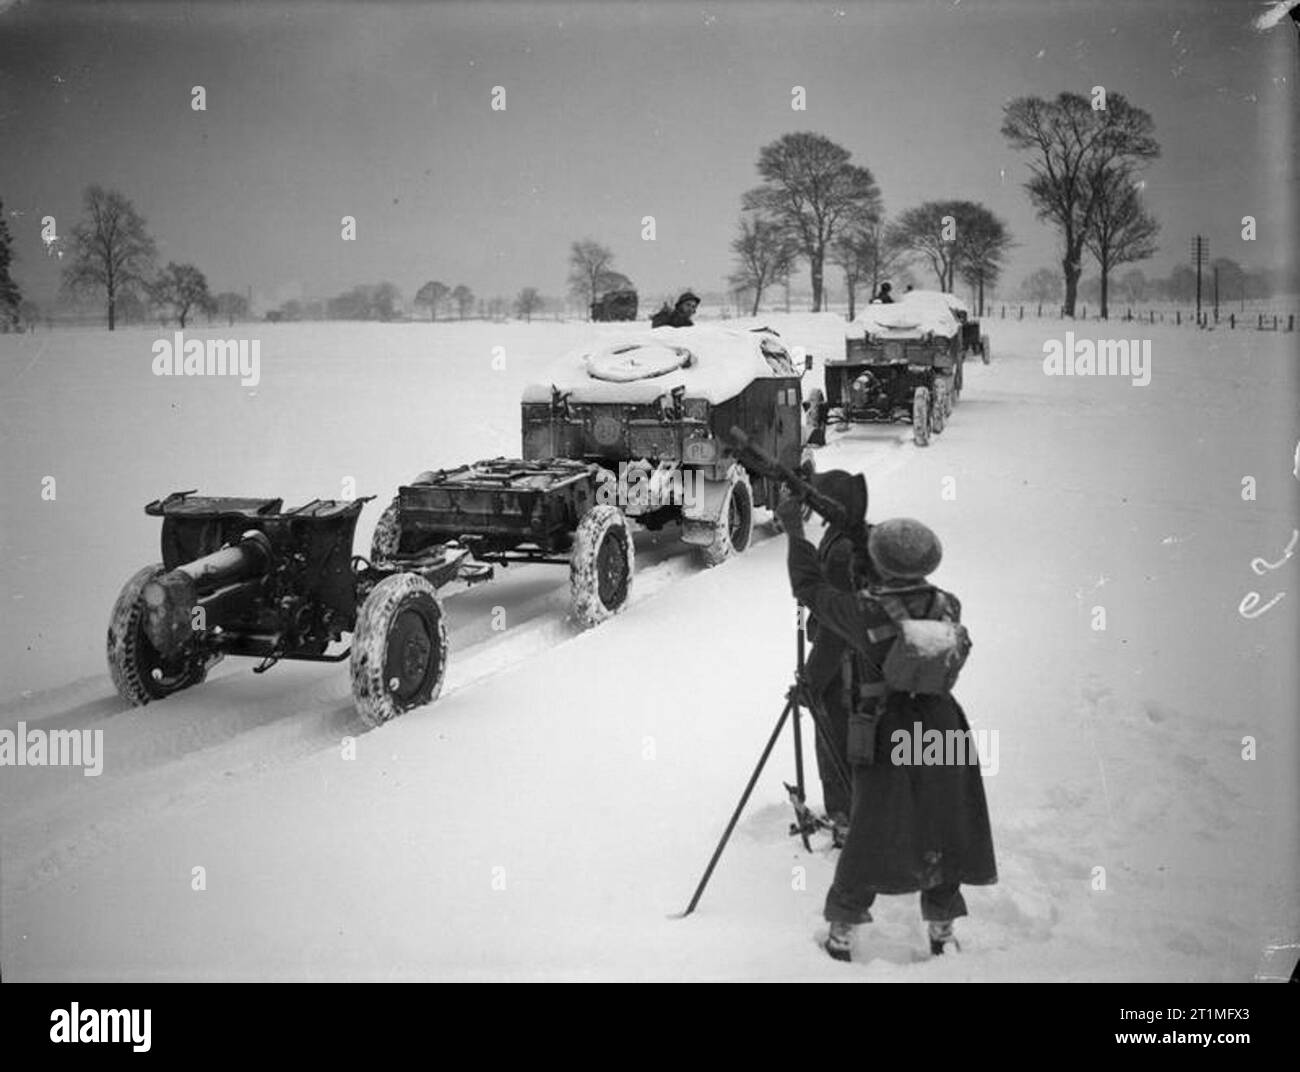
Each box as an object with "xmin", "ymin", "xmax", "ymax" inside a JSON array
[{"xmin": 873, "ymin": 589, "xmax": 971, "ymax": 695}]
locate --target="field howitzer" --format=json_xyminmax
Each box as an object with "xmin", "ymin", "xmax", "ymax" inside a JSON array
[{"xmin": 106, "ymin": 489, "xmax": 490, "ymax": 727}]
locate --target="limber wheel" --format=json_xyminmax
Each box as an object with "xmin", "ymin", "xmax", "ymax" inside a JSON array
[
  {"xmin": 107, "ymin": 563, "xmax": 210, "ymax": 706},
  {"xmin": 981, "ymin": 335, "xmax": 991, "ymax": 364},
  {"xmin": 912, "ymin": 387, "xmax": 931, "ymax": 447},
  {"xmin": 351, "ymin": 572, "xmax": 448, "ymax": 727},
  {"xmin": 699, "ymin": 467, "xmax": 755, "ymax": 567},
  {"xmin": 570, "ymin": 504, "xmax": 635, "ymax": 627},
  {"xmin": 369, "ymin": 498, "xmax": 401, "ymax": 563}
]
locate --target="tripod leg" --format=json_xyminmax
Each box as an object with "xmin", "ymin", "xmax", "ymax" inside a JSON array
[
  {"xmin": 675, "ymin": 698, "xmax": 795, "ymax": 918},
  {"xmin": 791, "ymin": 692, "xmax": 813, "ymax": 851},
  {"xmin": 799, "ymin": 684, "xmax": 853, "ymax": 800}
]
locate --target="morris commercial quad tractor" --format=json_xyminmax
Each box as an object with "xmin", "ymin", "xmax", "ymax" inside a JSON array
[
  {"xmin": 517, "ymin": 326, "xmax": 808, "ymax": 562},
  {"xmin": 109, "ymin": 328, "xmax": 810, "ymax": 726},
  {"xmin": 828, "ymin": 289, "xmax": 973, "ymax": 446}
]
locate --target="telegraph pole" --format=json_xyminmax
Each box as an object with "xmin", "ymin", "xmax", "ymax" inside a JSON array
[{"xmin": 1190, "ymin": 235, "xmax": 1209, "ymax": 325}]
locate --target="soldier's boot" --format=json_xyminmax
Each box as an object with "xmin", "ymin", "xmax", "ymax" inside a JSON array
[
  {"xmin": 824, "ymin": 921, "xmax": 855, "ymax": 962},
  {"xmin": 928, "ymin": 919, "xmax": 961, "ymax": 957}
]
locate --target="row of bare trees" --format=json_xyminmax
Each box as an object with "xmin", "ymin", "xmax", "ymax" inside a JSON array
[
  {"xmin": 413, "ymin": 281, "xmax": 475, "ymax": 321},
  {"xmin": 725, "ymin": 133, "xmax": 1014, "ymax": 319},
  {"xmin": 33, "ymin": 185, "xmax": 251, "ymax": 329},
  {"xmin": 1001, "ymin": 91, "xmax": 1160, "ymax": 318}
]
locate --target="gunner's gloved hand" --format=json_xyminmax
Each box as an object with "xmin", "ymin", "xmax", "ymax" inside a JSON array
[{"xmin": 774, "ymin": 491, "xmax": 807, "ymax": 534}]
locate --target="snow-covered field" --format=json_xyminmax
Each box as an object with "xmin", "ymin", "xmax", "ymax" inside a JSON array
[{"xmin": 1, "ymin": 315, "xmax": 1296, "ymax": 981}]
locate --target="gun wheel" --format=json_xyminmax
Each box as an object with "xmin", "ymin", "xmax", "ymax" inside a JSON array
[
  {"xmin": 107, "ymin": 563, "xmax": 210, "ymax": 706},
  {"xmin": 351, "ymin": 573, "xmax": 448, "ymax": 726},
  {"xmin": 570, "ymin": 505, "xmax": 634, "ymax": 627}
]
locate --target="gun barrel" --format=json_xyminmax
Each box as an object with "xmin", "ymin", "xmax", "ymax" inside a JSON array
[
  {"xmin": 726, "ymin": 426, "xmax": 850, "ymax": 530},
  {"xmin": 142, "ymin": 530, "xmax": 273, "ymax": 655}
]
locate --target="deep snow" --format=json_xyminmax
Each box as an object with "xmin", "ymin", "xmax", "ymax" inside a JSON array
[{"xmin": 0, "ymin": 314, "xmax": 1296, "ymax": 980}]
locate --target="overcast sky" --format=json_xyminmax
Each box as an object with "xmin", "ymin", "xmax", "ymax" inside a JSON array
[{"xmin": 1, "ymin": 0, "xmax": 1294, "ymax": 309}]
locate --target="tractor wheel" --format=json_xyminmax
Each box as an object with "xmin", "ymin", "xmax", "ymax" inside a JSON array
[
  {"xmin": 351, "ymin": 573, "xmax": 448, "ymax": 727},
  {"xmin": 912, "ymin": 387, "xmax": 932, "ymax": 447},
  {"xmin": 370, "ymin": 498, "xmax": 401, "ymax": 563},
  {"xmin": 931, "ymin": 380, "xmax": 947, "ymax": 434},
  {"xmin": 570, "ymin": 505, "xmax": 635, "ymax": 627},
  {"xmin": 699, "ymin": 467, "xmax": 755, "ymax": 567},
  {"xmin": 107, "ymin": 564, "xmax": 210, "ymax": 706},
  {"xmin": 980, "ymin": 335, "xmax": 991, "ymax": 364}
]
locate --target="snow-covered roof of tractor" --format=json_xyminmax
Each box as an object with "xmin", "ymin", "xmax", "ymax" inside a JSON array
[
  {"xmin": 845, "ymin": 290, "xmax": 966, "ymax": 340},
  {"xmin": 521, "ymin": 327, "xmax": 798, "ymax": 406}
]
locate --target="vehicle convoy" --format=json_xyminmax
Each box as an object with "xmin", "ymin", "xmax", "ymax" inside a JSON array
[
  {"xmin": 109, "ymin": 326, "xmax": 812, "ymax": 724},
  {"xmin": 827, "ymin": 289, "xmax": 987, "ymax": 446}
]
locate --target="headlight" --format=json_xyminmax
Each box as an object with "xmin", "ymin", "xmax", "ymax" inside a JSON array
[{"xmin": 682, "ymin": 397, "xmax": 710, "ymax": 422}]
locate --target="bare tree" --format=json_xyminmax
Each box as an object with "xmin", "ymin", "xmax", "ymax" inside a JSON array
[
  {"xmin": 515, "ymin": 286, "xmax": 542, "ymax": 322},
  {"xmin": 954, "ymin": 207, "xmax": 1013, "ymax": 316},
  {"xmin": 18, "ymin": 298, "xmax": 41, "ymax": 333},
  {"xmin": 451, "ymin": 284, "xmax": 475, "ymax": 320},
  {"xmin": 1084, "ymin": 168, "xmax": 1159, "ymax": 319},
  {"xmin": 152, "ymin": 262, "xmax": 215, "ymax": 329},
  {"xmin": 372, "ymin": 281, "xmax": 400, "ymax": 320},
  {"xmin": 1117, "ymin": 268, "xmax": 1148, "ymax": 304},
  {"xmin": 1020, "ymin": 267, "xmax": 1064, "ymax": 305},
  {"xmin": 214, "ymin": 291, "xmax": 250, "ymax": 326},
  {"xmin": 742, "ymin": 132, "xmax": 881, "ymax": 311},
  {"xmin": 567, "ymin": 239, "xmax": 628, "ymax": 316},
  {"xmin": 1001, "ymin": 92, "xmax": 1159, "ymax": 316},
  {"xmin": 893, "ymin": 201, "xmax": 965, "ymax": 291},
  {"xmin": 415, "ymin": 280, "xmax": 450, "ymax": 321},
  {"xmin": 61, "ymin": 186, "xmax": 157, "ymax": 330},
  {"xmin": 0, "ymin": 198, "xmax": 21, "ymax": 330},
  {"xmin": 728, "ymin": 214, "xmax": 797, "ymax": 316},
  {"xmin": 832, "ymin": 219, "xmax": 907, "ymax": 320}
]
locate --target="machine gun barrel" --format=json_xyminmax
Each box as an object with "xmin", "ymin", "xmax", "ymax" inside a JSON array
[
  {"xmin": 726, "ymin": 426, "xmax": 851, "ymax": 531},
  {"xmin": 142, "ymin": 530, "xmax": 273, "ymax": 656}
]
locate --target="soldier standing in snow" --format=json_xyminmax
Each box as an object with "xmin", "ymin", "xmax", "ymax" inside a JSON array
[
  {"xmin": 651, "ymin": 290, "xmax": 700, "ymax": 328},
  {"xmin": 799, "ymin": 470, "xmax": 870, "ymax": 845},
  {"xmin": 774, "ymin": 501, "xmax": 997, "ymax": 962}
]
